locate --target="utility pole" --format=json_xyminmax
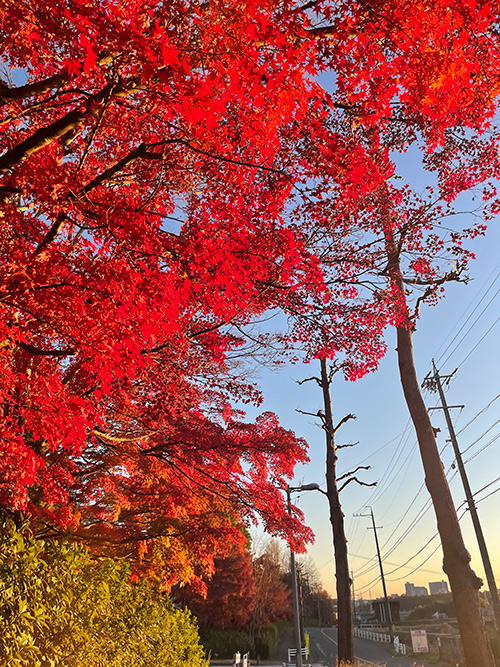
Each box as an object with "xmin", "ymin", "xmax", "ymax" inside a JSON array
[
  {"xmin": 351, "ymin": 570, "xmax": 356, "ymax": 626},
  {"xmin": 354, "ymin": 507, "xmax": 393, "ymax": 639},
  {"xmin": 423, "ymin": 360, "xmax": 500, "ymax": 629}
]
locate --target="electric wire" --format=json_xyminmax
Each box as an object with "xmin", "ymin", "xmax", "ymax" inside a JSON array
[
  {"xmin": 456, "ymin": 393, "xmax": 500, "ymax": 436},
  {"xmin": 387, "ymin": 508, "xmax": 468, "ymax": 583},
  {"xmin": 473, "ymin": 475, "xmax": 500, "ymax": 499},
  {"xmin": 354, "ymin": 418, "xmax": 414, "ymax": 510},
  {"xmin": 354, "ymin": 475, "xmax": 500, "ymax": 594},
  {"xmin": 438, "ymin": 282, "xmax": 500, "ymax": 368},
  {"xmin": 376, "ymin": 440, "xmax": 451, "ymax": 556},
  {"xmin": 460, "ymin": 418, "xmax": 500, "ymax": 456},
  {"xmin": 476, "ymin": 485, "xmax": 500, "ymax": 504},
  {"xmin": 463, "ymin": 431, "xmax": 500, "ymax": 465},
  {"xmin": 352, "ymin": 466, "xmax": 459, "ymax": 580},
  {"xmin": 435, "ymin": 264, "xmax": 500, "ymax": 367},
  {"xmin": 347, "ymin": 265, "xmax": 500, "ymax": 593},
  {"xmin": 344, "ymin": 429, "xmax": 411, "ymax": 550},
  {"xmin": 456, "ymin": 312, "xmax": 500, "ymax": 369}
]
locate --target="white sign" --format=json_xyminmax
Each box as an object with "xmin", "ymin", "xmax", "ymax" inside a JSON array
[{"xmin": 411, "ymin": 629, "xmax": 429, "ymax": 654}]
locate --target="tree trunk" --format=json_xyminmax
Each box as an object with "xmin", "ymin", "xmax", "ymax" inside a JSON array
[
  {"xmin": 385, "ymin": 237, "xmax": 494, "ymax": 667},
  {"xmin": 396, "ymin": 324, "xmax": 493, "ymax": 667},
  {"xmin": 320, "ymin": 358, "xmax": 354, "ymax": 665}
]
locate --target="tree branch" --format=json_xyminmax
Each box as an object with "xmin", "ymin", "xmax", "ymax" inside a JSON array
[
  {"xmin": 0, "ymin": 54, "xmax": 115, "ymax": 106},
  {"xmin": 333, "ymin": 413, "xmax": 356, "ymax": 435},
  {"xmin": 336, "ymin": 441, "xmax": 359, "ymax": 450},
  {"xmin": 338, "ymin": 477, "xmax": 377, "ymax": 493},
  {"xmin": 17, "ymin": 340, "xmax": 75, "ymax": 356},
  {"xmin": 337, "ymin": 465, "xmax": 371, "ymax": 482},
  {"xmin": 296, "ymin": 376, "xmax": 322, "ymax": 387},
  {"xmin": 296, "ymin": 408, "xmax": 323, "ymax": 418},
  {"xmin": 0, "ymin": 81, "xmax": 120, "ymax": 173}
]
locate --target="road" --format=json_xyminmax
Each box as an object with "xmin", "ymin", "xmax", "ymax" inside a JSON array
[{"xmin": 306, "ymin": 627, "xmax": 444, "ymax": 667}]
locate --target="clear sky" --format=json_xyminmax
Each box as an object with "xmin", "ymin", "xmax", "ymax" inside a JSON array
[{"xmin": 245, "ymin": 186, "xmax": 500, "ymax": 601}]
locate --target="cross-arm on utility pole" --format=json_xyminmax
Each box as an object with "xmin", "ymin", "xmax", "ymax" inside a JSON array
[{"xmin": 423, "ymin": 359, "xmax": 500, "ymax": 629}]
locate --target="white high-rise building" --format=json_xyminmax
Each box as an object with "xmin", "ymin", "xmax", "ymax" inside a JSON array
[
  {"xmin": 405, "ymin": 582, "xmax": 428, "ymax": 596},
  {"xmin": 429, "ymin": 580, "xmax": 449, "ymax": 595}
]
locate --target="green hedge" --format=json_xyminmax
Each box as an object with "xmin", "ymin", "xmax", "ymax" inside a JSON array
[
  {"xmin": 199, "ymin": 628, "xmax": 255, "ymax": 660},
  {"xmin": 199, "ymin": 622, "xmax": 287, "ymax": 661},
  {"xmin": 0, "ymin": 515, "xmax": 207, "ymax": 667},
  {"xmin": 254, "ymin": 623, "xmax": 280, "ymax": 659}
]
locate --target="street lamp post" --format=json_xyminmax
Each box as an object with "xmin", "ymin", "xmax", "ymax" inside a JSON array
[{"xmin": 286, "ymin": 483, "xmax": 321, "ymax": 667}]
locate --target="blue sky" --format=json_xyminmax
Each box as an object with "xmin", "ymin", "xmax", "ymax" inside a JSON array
[{"xmin": 245, "ymin": 188, "xmax": 500, "ymax": 599}]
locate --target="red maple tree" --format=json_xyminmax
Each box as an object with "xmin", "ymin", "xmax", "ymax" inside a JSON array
[
  {"xmin": 0, "ymin": 0, "xmax": 323, "ymax": 587},
  {"xmin": 2, "ymin": 7, "xmax": 500, "ymax": 660},
  {"xmin": 174, "ymin": 545, "xmax": 256, "ymax": 629}
]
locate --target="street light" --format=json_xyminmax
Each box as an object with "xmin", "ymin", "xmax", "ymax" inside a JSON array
[{"xmin": 286, "ymin": 483, "xmax": 321, "ymax": 667}]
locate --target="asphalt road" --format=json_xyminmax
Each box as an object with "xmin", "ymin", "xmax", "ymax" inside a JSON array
[{"xmin": 306, "ymin": 627, "xmax": 445, "ymax": 667}]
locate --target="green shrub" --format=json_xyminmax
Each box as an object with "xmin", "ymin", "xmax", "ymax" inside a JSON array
[
  {"xmin": 199, "ymin": 627, "xmax": 255, "ymax": 659},
  {"xmin": 254, "ymin": 623, "xmax": 279, "ymax": 659},
  {"xmin": 0, "ymin": 515, "xmax": 207, "ymax": 667}
]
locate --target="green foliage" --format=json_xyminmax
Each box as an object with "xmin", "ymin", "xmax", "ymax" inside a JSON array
[
  {"xmin": 199, "ymin": 627, "xmax": 255, "ymax": 660},
  {"xmin": 254, "ymin": 623, "xmax": 279, "ymax": 659},
  {"xmin": 406, "ymin": 599, "xmax": 456, "ymax": 621},
  {"xmin": 0, "ymin": 515, "xmax": 207, "ymax": 667},
  {"xmin": 198, "ymin": 623, "xmax": 284, "ymax": 661}
]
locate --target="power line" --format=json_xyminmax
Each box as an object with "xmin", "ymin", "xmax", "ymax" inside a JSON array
[
  {"xmin": 464, "ymin": 431, "xmax": 500, "ymax": 465},
  {"xmin": 356, "ymin": 508, "xmax": 469, "ymax": 594},
  {"xmin": 376, "ymin": 440, "xmax": 450, "ymax": 556},
  {"xmin": 476, "ymin": 485, "xmax": 500, "ymax": 504},
  {"xmin": 456, "ymin": 392, "xmax": 500, "ymax": 436},
  {"xmin": 387, "ymin": 543, "xmax": 443, "ymax": 582},
  {"xmin": 352, "ymin": 468, "xmax": 459, "ymax": 581},
  {"xmin": 461, "ymin": 419, "xmax": 500, "ymax": 456},
  {"xmin": 457, "ymin": 311, "xmax": 500, "ymax": 368},
  {"xmin": 352, "ymin": 464, "xmax": 458, "ymax": 580},
  {"xmin": 435, "ymin": 265, "xmax": 500, "ymax": 367},
  {"xmin": 355, "ymin": 418, "xmax": 414, "ymax": 510},
  {"xmin": 349, "ymin": 551, "xmax": 442, "ymax": 576},
  {"xmin": 473, "ymin": 475, "xmax": 500, "ymax": 499}
]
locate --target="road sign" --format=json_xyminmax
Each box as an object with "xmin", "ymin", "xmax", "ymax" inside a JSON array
[{"xmin": 411, "ymin": 629, "xmax": 429, "ymax": 653}]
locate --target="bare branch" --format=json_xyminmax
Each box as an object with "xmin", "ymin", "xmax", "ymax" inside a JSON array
[
  {"xmin": 338, "ymin": 477, "xmax": 377, "ymax": 493},
  {"xmin": 337, "ymin": 465, "xmax": 371, "ymax": 482},
  {"xmin": 296, "ymin": 375, "xmax": 322, "ymax": 387},
  {"xmin": 333, "ymin": 413, "xmax": 356, "ymax": 435},
  {"xmin": 337, "ymin": 441, "xmax": 359, "ymax": 450},
  {"xmin": 296, "ymin": 408, "xmax": 323, "ymax": 418}
]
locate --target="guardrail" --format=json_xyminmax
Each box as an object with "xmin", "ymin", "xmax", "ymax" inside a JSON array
[
  {"xmin": 393, "ymin": 636, "xmax": 407, "ymax": 655},
  {"xmin": 287, "ymin": 647, "xmax": 309, "ymax": 662},
  {"xmin": 354, "ymin": 627, "xmax": 391, "ymax": 643},
  {"xmin": 354, "ymin": 627, "xmax": 407, "ymax": 655}
]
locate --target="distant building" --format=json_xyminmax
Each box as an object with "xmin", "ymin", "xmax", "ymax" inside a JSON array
[
  {"xmin": 405, "ymin": 582, "xmax": 428, "ymax": 597},
  {"xmin": 429, "ymin": 580, "xmax": 449, "ymax": 595}
]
